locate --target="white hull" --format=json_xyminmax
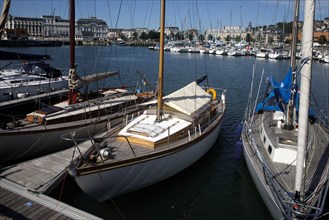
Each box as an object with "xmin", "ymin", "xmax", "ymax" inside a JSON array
[
  {"xmin": 242, "ymin": 137, "xmax": 284, "ymax": 219},
  {"xmin": 255, "ymin": 52, "xmax": 269, "ymax": 58},
  {"xmin": 0, "ymin": 118, "xmax": 109, "ymax": 163},
  {"xmin": 70, "ymin": 117, "xmax": 223, "ymax": 202},
  {"xmin": 323, "ymin": 55, "xmax": 329, "ymax": 63},
  {"xmin": 0, "ymin": 78, "xmax": 68, "ymax": 102}
]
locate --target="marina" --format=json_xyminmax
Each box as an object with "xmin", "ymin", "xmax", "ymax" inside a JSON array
[
  {"xmin": 0, "ymin": 0, "xmax": 329, "ymax": 218},
  {"xmin": 0, "ymin": 44, "xmax": 327, "ymax": 219}
]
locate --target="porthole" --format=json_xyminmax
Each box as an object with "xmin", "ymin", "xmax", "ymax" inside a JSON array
[{"xmin": 268, "ymin": 145, "xmax": 272, "ymax": 154}]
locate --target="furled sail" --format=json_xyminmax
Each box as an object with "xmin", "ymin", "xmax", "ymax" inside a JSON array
[
  {"xmin": 68, "ymin": 68, "xmax": 119, "ymax": 89},
  {"xmin": 0, "ymin": 0, "xmax": 10, "ymax": 38}
]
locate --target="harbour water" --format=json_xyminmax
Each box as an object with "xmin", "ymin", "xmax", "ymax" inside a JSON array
[{"xmin": 1, "ymin": 46, "xmax": 328, "ymax": 219}]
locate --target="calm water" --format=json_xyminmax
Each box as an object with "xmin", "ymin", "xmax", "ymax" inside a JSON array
[{"xmin": 2, "ymin": 46, "xmax": 328, "ymax": 219}]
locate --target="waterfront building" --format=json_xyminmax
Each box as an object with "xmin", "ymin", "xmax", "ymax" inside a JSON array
[
  {"xmin": 205, "ymin": 26, "xmax": 248, "ymax": 42},
  {"xmin": 76, "ymin": 17, "xmax": 108, "ymax": 41},
  {"xmin": 3, "ymin": 14, "xmax": 108, "ymax": 42},
  {"xmin": 4, "ymin": 15, "xmax": 43, "ymax": 39},
  {"xmin": 42, "ymin": 15, "xmax": 70, "ymax": 41}
]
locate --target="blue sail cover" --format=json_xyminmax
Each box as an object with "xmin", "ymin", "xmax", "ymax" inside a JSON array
[{"xmin": 256, "ymin": 67, "xmax": 298, "ymax": 113}]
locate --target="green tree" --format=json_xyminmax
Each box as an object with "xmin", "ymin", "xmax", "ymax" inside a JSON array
[
  {"xmin": 235, "ymin": 35, "xmax": 241, "ymax": 42},
  {"xmin": 147, "ymin": 30, "xmax": 160, "ymax": 40},
  {"xmin": 318, "ymin": 35, "xmax": 327, "ymax": 45},
  {"xmin": 199, "ymin": 34, "xmax": 205, "ymax": 42},
  {"xmin": 208, "ymin": 34, "xmax": 213, "ymax": 41},
  {"xmin": 139, "ymin": 32, "xmax": 147, "ymax": 40},
  {"xmin": 246, "ymin": 33, "xmax": 251, "ymax": 43},
  {"xmin": 132, "ymin": 32, "xmax": 138, "ymax": 40},
  {"xmin": 225, "ymin": 35, "xmax": 231, "ymax": 42}
]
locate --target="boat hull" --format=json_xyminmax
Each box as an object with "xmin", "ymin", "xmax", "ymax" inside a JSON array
[
  {"xmin": 0, "ymin": 79, "xmax": 68, "ymax": 102},
  {"xmin": 70, "ymin": 117, "xmax": 224, "ymax": 202},
  {"xmin": 242, "ymin": 130, "xmax": 284, "ymax": 219},
  {"xmin": 0, "ymin": 118, "xmax": 109, "ymax": 164}
]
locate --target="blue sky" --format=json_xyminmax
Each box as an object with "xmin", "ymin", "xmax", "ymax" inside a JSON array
[{"xmin": 6, "ymin": 0, "xmax": 329, "ymax": 30}]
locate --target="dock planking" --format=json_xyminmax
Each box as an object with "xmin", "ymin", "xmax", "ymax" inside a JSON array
[{"xmin": 0, "ymin": 140, "xmax": 103, "ymax": 220}]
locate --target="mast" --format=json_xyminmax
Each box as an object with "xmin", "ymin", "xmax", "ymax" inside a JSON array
[
  {"xmin": 285, "ymin": 0, "xmax": 300, "ymax": 129},
  {"xmin": 68, "ymin": 0, "xmax": 76, "ymax": 104},
  {"xmin": 0, "ymin": 0, "xmax": 10, "ymax": 39},
  {"xmin": 156, "ymin": 0, "xmax": 165, "ymax": 121},
  {"xmin": 295, "ymin": 0, "xmax": 314, "ymax": 195},
  {"xmin": 69, "ymin": 0, "xmax": 75, "ymax": 69}
]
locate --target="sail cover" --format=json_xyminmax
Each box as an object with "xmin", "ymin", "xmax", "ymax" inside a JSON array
[
  {"xmin": 0, "ymin": 0, "xmax": 10, "ymax": 37},
  {"xmin": 256, "ymin": 67, "xmax": 298, "ymax": 113},
  {"xmin": 163, "ymin": 81, "xmax": 211, "ymax": 115}
]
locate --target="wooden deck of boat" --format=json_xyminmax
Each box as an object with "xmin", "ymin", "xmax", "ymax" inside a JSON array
[{"xmin": 0, "ymin": 140, "xmax": 102, "ymax": 220}]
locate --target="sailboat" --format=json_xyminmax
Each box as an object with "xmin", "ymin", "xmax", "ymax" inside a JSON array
[
  {"xmin": 0, "ymin": 0, "xmax": 153, "ymax": 165},
  {"xmin": 66, "ymin": 0, "xmax": 226, "ymax": 202},
  {"xmin": 0, "ymin": 0, "xmax": 68, "ymax": 110},
  {"xmin": 240, "ymin": 0, "xmax": 329, "ymax": 219}
]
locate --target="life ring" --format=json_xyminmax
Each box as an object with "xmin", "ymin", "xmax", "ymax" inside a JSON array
[{"xmin": 207, "ymin": 88, "xmax": 216, "ymax": 100}]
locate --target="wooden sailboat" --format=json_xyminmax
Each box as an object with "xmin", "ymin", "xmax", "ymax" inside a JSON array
[
  {"xmin": 0, "ymin": 0, "xmax": 153, "ymax": 165},
  {"xmin": 241, "ymin": 0, "xmax": 329, "ymax": 219},
  {"xmin": 66, "ymin": 0, "xmax": 226, "ymax": 202}
]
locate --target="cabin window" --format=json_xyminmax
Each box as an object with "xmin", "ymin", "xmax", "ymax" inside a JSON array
[
  {"xmin": 268, "ymin": 145, "xmax": 272, "ymax": 155},
  {"xmin": 180, "ymin": 131, "xmax": 185, "ymax": 137},
  {"xmin": 263, "ymin": 136, "xmax": 266, "ymax": 144}
]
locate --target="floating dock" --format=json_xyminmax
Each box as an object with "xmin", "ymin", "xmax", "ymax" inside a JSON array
[{"xmin": 0, "ymin": 140, "xmax": 102, "ymax": 220}]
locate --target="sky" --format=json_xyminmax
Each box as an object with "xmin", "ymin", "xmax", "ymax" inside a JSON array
[{"xmin": 5, "ymin": 0, "xmax": 329, "ymax": 31}]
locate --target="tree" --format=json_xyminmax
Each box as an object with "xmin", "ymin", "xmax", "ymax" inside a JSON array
[
  {"xmin": 225, "ymin": 35, "xmax": 231, "ymax": 42},
  {"xmin": 318, "ymin": 35, "xmax": 327, "ymax": 45},
  {"xmin": 246, "ymin": 33, "xmax": 251, "ymax": 43},
  {"xmin": 147, "ymin": 30, "xmax": 160, "ymax": 40},
  {"xmin": 139, "ymin": 32, "xmax": 147, "ymax": 40},
  {"xmin": 132, "ymin": 32, "xmax": 138, "ymax": 40},
  {"xmin": 235, "ymin": 35, "xmax": 241, "ymax": 42},
  {"xmin": 208, "ymin": 34, "xmax": 213, "ymax": 41}
]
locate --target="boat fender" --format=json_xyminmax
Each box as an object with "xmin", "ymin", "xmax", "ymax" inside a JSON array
[
  {"xmin": 207, "ymin": 88, "xmax": 216, "ymax": 100},
  {"xmin": 100, "ymin": 148, "xmax": 112, "ymax": 160},
  {"xmin": 234, "ymin": 122, "xmax": 244, "ymax": 160}
]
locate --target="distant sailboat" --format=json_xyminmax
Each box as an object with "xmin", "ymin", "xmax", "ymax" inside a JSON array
[
  {"xmin": 240, "ymin": 0, "xmax": 329, "ymax": 219},
  {"xmin": 66, "ymin": 0, "xmax": 227, "ymax": 202}
]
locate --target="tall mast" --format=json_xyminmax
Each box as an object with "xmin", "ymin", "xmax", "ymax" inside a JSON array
[
  {"xmin": 70, "ymin": 0, "xmax": 75, "ymax": 69},
  {"xmin": 285, "ymin": 0, "xmax": 300, "ymax": 129},
  {"xmin": 295, "ymin": 0, "xmax": 314, "ymax": 195},
  {"xmin": 290, "ymin": 0, "xmax": 299, "ymax": 70},
  {"xmin": 68, "ymin": 0, "xmax": 76, "ymax": 104},
  {"xmin": 156, "ymin": 0, "xmax": 165, "ymax": 121}
]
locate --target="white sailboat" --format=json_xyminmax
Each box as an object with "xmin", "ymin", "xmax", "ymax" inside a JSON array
[
  {"xmin": 0, "ymin": 0, "xmax": 67, "ymax": 104},
  {"xmin": 240, "ymin": 0, "xmax": 329, "ymax": 219},
  {"xmin": 0, "ymin": 60, "xmax": 69, "ymax": 103},
  {"xmin": 0, "ymin": 0, "xmax": 153, "ymax": 165},
  {"xmin": 66, "ymin": 0, "xmax": 226, "ymax": 202}
]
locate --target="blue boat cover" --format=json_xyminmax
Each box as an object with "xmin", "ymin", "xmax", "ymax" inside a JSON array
[{"xmin": 256, "ymin": 67, "xmax": 299, "ymax": 113}]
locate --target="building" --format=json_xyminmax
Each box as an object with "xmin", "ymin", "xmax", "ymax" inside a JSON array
[
  {"xmin": 205, "ymin": 26, "xmax": 248, "ymax": 42},
  {"xmin": 4, "ymin": 14, "xmax": 109, "ymax": 42},
  {"xmin": 4, "ymin": 15, "xmax": 43, "ymax": 38},
  {"xmin": 42, "ymin": 15, "xmax": 70, "ymax": 40},
  {"xmin": 76, "ymin": 17, "xmax": 108, "ymax": 41}
]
